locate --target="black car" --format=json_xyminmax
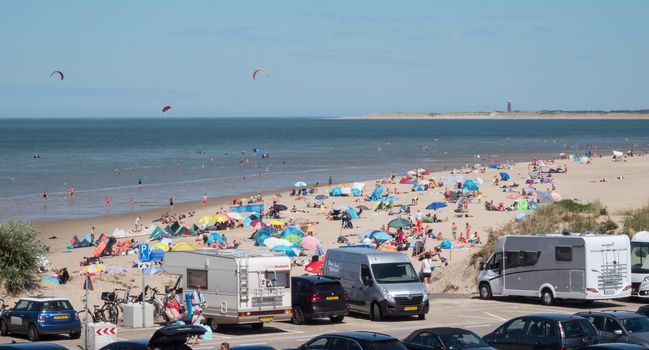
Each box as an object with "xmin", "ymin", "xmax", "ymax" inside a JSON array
[
  {"xmin": 576, "ymin": 311, "xmax": 649, "ymax": 347},
  {"xmin": 296, "ymin": 331, "xmax": 408, "ymax": 350},
  {"xmin": 578, "ymin": 344, "xmax": 648, "ymax": 350},
  {"xmin": 291, "ymin": 276, "xmax": 349, "ymax": 325},
  {"xmin": 483, "ymin": 314, "xmax": 599, "ymax": 350},
  {"xmin": 0, "ymin": 344, "xmax": 67, "ymax": 350},
  {"xmin": 99, "ymin": 324, "xmax": 205, "ymax": 350},
  {"xmin": 636, "ymin": 306, "xmax": 649, "ymax": 318},
  {"xmin": 402, "ymin": 327, "xmax": 495, "ymax": 350}
]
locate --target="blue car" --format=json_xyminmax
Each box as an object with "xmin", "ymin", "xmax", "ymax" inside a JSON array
[{"xmin": 0, "ymin": 297, "xmax": 81, "ymax": 341}]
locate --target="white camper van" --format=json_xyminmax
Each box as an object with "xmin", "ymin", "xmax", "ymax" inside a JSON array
[
  {"xmin": 476, "ymin": 234, "xmax": 631, "ymax": 305},
  {"xmin": 163, "ymin": 249, "xmax": 292, "ymax": 330},
  {"xmin": 631, "ymin": 231, "xmax": 649, "ymax": 297}
]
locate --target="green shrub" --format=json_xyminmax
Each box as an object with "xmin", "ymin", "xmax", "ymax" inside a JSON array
[
  {"xmin": 624, "ymin": 204, "xmax": 649, "ymax": 233},
  {"xmin": 0, "ymin": 220, "xmax": 41, "ymax": 294}
]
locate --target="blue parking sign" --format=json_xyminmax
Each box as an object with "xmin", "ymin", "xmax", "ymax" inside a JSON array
[{"xmin": 139, "ymin": 243, "xmax": 150, "ymax": 261}]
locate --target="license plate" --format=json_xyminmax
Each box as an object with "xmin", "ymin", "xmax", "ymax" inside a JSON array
[
  {"xmin": 604, "ymin": 289, "xmax": 614, "ymax": 295},
  {"xmin": 54, "ymin": 315, "xmax": 69, "ymax": 320},
  {"xmin": 404, "ymin": 306, "xmax": 418, "ymax": 311},
  {"xmin": 259, "ymin": 316, "xmax": 273, "ymax": 322},
  {"xmin": 326, "ymin": 296, "xmax": 339, "ymax": 301}
]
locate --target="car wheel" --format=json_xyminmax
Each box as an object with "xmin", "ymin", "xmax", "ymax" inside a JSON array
[
  {"xmin": 292, "ymin": 306, "xmax": 306, "ymax": 325},
  {"xmin": 28, "ymin": 324, "xmax": 40, "ymax": 341},
  {"xmin": 70, "ymin": 331, "xmax": 81, "ymax": 339},
  {"xmin": 0, "ymin": 320, "xmax": 8, "ymax": 336},
  {"xmin": 370, "ymin": 303, "xmax": 382, "ymax": 322},
  {"xmin": 479, "ymin": 283, "xmax": 492, "ymax": 299},
  {"xmin": 541, "ymin": 289, "xmax": 554, "ymax": 306},
  {"xmin": 251, "ymin": 322, "xmax": 264, "ymax": 330},
  {"xmin": 329, "ymin": 315, "xmax": 344, "ymax": 323}
]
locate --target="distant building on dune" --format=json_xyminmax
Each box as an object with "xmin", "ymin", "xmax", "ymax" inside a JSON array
[{"xmin": 507, "ymin": 100, "xmax": 512, "ymax": 113}]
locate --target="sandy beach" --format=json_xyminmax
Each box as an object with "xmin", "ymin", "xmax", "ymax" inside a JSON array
[{"xmin": 3, "ymin": 152, "xmax": 646, "ymax": 313}]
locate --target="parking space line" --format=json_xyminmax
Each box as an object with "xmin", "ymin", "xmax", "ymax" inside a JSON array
[
  {"xmin": 464, "ymin": 324, "xmax": 492, "ymax": 328},
  {"xmin": 484, "ymin": 312, "xmax": 506, "ymax": 321},
  {"xmin": 456, "ymin": 314, "xmax": 499, "ymax": 321}
]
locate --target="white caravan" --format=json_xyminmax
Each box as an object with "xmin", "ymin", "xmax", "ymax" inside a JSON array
[
  {"xmin": 163, "ymin": 249, "xmax": 292, "ymax": 330},
  {"xmin": 476, "ymin": 233, "xmax": 631, "ymax": 305},
  {"xmin": 631, "ymin": 231, "xmax": 649, "ymax": 297}
]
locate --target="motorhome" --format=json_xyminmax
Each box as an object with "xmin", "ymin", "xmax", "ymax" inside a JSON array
[
  {"xmin": 163, "ymin": 249, "xmax": 292, "ymax": 330},
  {"xmin": 322, "ymin": 248, "xmax": 429, "ymax": 321},
  {"xmin": 476, "ymin": 234, "xmax": 631, "ymax": 305},
  {"xmin": 631, "ymin": 231, "xmax": 649, "ymax": 297}
]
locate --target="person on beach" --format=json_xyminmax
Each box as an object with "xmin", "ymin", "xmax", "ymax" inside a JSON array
[
  {"xmin": 451, "ymin": 222, "xmax": 457, "ymax": 240},
  {"xmin": 42, "ymin": 192, "xmax": 48, "ymax": 201},
  {"xmin": 169, "ymin": 197, "xmax": 174, "ymax": 207},
  {"xmin": 465, "ymin": 223, "xmax": 472, "ymax": 241},
  {"xmin": 328, "ymin": 176, "xmax": 333, "ymax": 187},
  {"xmin": 416, "ymin": 210, "xmax": 423, "ymax": 234},
  {"xmin": 420, "ymin": 252, "xmax": 433, "ymax": 293},
  {"xmin": 105, "ymin": 195, "xmax": 111, "ymax": 207},
  {"xmin": 134, "ymin": 217, "xmax": 142, "ymax": 231},
  {"xmin": 165, "ymin": 289, "xmax": 181, "ymax": 322},
  {"xmin": 202, "ymin": 193, "xmax": 207, "ymax": 207}
]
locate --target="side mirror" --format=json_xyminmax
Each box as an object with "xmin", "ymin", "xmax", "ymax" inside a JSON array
[
  {"xmin": 614, "ymin": 329, "xmax": 623, "ymax": 336},
  {"xmin": 479, "ymin": 262, "xmax": 486, "ymax": 270}
]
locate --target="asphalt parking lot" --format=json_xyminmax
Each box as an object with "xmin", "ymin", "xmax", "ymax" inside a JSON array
[{"xmin": 3, "ymin": 294, "xmax": 648, "ymax": 349}]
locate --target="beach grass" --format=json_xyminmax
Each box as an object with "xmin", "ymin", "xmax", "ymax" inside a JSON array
[
  {"xmin": 622, "ymin": 203, "xmax": 649, "ymax": 234},
  {"xmin": 0, "ymin": 220, "xmax": 42, "ymax": 295}
]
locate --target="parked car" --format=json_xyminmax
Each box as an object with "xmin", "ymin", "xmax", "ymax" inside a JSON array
[
  {"xmin": 0, "ymin": 343, "xmax": 67, "ymax": 350},
  {"xmin": 636, "ymin": 305, "xmax": 649, "ymax": 318},
  {"xmin": 294, "ymin": 331, "xmax": 407, "ymax": 350},
  {"xmin": 483, "ymin": 314, "xmax": 599, "ymax": 350},
  {"xmin": 99, "ymin": 324, "xmax": 206, "ymax": 350},
  {"xmin": 291, "ymin": 276, "xmax": 349, "ymax": 325},
  {"xmin": 578, "ymin": 344, "xmax": 648, "ymax": 350},
  {"xmin": 402, "ymin": 327, "xmax": 495, "ymax": 350},
  {"xmin": 0, "ymin": 297, "xmax": 81, "ymax": 341},
  {"xmin": 231, "ymin": 347, "xmax": 277, "ymax": 350},
  {"xmin": 575, "ymin": 311, "xmax": 649, "ymax": 347}
]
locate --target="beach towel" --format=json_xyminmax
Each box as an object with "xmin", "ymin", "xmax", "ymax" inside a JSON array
[
  {"xmin": 104, "ymin": 265, "xmax": 128, "ymax": 275},
  {"xmin": 42, "ymin": 275, "xmax": 60, "ymax": 285}
]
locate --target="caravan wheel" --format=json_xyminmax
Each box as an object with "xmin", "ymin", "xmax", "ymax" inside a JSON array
[
  {"xmin": 541, "ymin": 289, "xmax": 554, "ymax": 306},
  {"xmin": 479, "ymin": 283, "xmax": 492, "ymax": 299},
  {"xmin": 251, "ymin": 323, "xmax": 264, "ymax": 330}
]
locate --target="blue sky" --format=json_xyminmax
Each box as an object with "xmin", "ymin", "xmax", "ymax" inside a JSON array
[{"xmin": 1, "ymin": 1, "xmax": 648, "ymax": 117}]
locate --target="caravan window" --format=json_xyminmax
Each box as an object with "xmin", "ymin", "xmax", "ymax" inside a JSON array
[
  {"xmin": 631, "ymin": 242, "xmax": 649, "ymax": 274},
  {"xmin": 265, "ymin": 271, "xmax": 290, "ymax": 288},
  {"xmin": 505, "ymin": 251, "xmax": 520, "ymax": 269},
  {"xmin": 187, "ymin": 269, "xmax": 208, "ymax": 289},
  {"xmin": 519, "ymin": 251, "xmax": 540, "ymax": 267},
  {"xmin": 555, "ymin": 246, "xmax": 572, "ymax": 262}
]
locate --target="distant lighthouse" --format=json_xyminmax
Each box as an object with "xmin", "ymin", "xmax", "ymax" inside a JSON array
[{"xmin": 507, "ymin": 100, "xmax": 512, "ymax": 113}]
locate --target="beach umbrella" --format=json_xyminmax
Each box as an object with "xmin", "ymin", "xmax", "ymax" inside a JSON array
[
  {"xmin": 283, "ymin": 234, "xmax": 302, "ymax": 244},
  {"xmin": 506, "ymin": 193, "xmax": 521, "ymax": 199},
  {"xmin": 500, "ymin": 172, "xmax": 510, "ymax": 181},
  {"xmin": 294, "ymin": 181, "xmax": 307, "ymax": 187},
  {"xmin": 271, "ymin": 245, "xmax": 298, "ymax": 257},
  {"xmin": 273, "ymin": 204, "xmax": 288, "ymax": 212},
  {"xmin": 206, "ymin": 232, "xmax": 224, "ymax": 245},
  {"xmin": 251, "ymin": 220, "xmax": 266, "ymax": 229},
  {"xmin": 315, "ymin": 194, "xmax": 328, "ymax": 201},
  {"xmin": 81, "ymin": 264, "xmax": 105, "ymax": 276},
  {"xmin": 305, "ymin": 260, "xmax": 324, "ymax": 274},
  {"xmin": 426, "ymin": 202, "xmax": 447, "ymax": 210},
  {"xmin": 281, "ymin": 226, "xmax": 305, "ymax": 237},
  {"xmin": 388, "ymin": 218, "xmax": 411, "ymax": 229},
  {"xmin": 198, "ymin": 216, "xmax": 214, "ymax": 224},
  {"xmin": 371, "ymin": 231, "xmax": 394, "ymax": 241},
  {"xmin": 213, "ymin": 214, "xmax": 231, "ymax": 223},
  {"xmin": 299, "ymin": 235, "xmax": 321, "ymax": 250},
  {"xmin": 462, "ymin": 180, "xmax": 479, "ymax": 191},
  {"xmin": 269, "ymin": 219, "xmax": 285, "ymax": 227},
  {"xmin": 356, "ymin": 205, "xmax": 370, "ymax": 210},
  {"xmin": 264, "ymin": 237, "xmax": 291, "ymax": 248}
]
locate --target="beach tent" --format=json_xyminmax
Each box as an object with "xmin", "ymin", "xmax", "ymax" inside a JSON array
[
  {"xmin": 229, "ymin": 203, "xmax": 264, "ymax": 214},
  {"xmin": 264, "ymin": 237, "xmax": 292, "ymax": 249},
  {"xmin": 271, "ymin": 245, "xmax": 297, "ymax": 257},
  {"xmin": 281, "ymin": 226, "xmax": 305, "ymax": 237},
  {"xmin": 254, "ymin": 231, "xmax": 271, "ymax": 246},
  {"xmin": 67, "ymin": 234, "xmax": 93, "ymax": 249},
  {"xmin": 346, "ymin": 208, "xmax": 359, "ymax": 220},
  {"xmin": 242, "ymin": 216, "xmax": 253, "ymax": 228},
  {"xmin": 515, "ymin": 199, "xmax": 529, "ymax": 211},
  {"xmin": 462, "ymin": 180, "xmax": 479, "ymax": 191},
  {"xmin": 439, "ymin": 240, "xmax": 452, "ymax": 250},
  {"xmin": 351, "ymin": 188, "xmax": 361, "ymax": 196},
  {"xmin": 300, "ymin": 236, "xmax": 321, "ymax": 251},
  {"xmin": 412, "ymin": 183, "xmax": 426, "ymax": 192},
  {"xmin": 352, "ymin": 182, "xmax": 365, "ymax": 192},
  {"xmin": 422, "ymin": 216, "xmax": 435, "ymax": 223},
  {"xmin": 340, "ymin": 187, "xmax": 352, "ymax": 196},
  {"xmin": 499, "ymin": 172, "xmax": 510, "ymax": 181},
  {"xmin": 329, "ymin": 187, "xmax": 342, "ymax": 196},
  {"xmin": 174, "ymin": 226, "xmax": 194, "ymax": 237},
  {"xmin": 371, "ymin": 185, "xmax": 384, "ymax": 201},
  {"xmin": 399, "ymin": 176, "xmax": 410, "ymax": 184},
  {"xmin": 172, "ymin": 242, "xmax": 196, "ymax": 251},
  {"xmin": 426, "ymin": 202, "xmax": 447, "ymax": 210},
  {"xmin": 371, "ymin": 231, "xmax": 393, "ymax": 241},
  {"xmin": 148, "ymin": 226, "xmax": 165, "ymax": 241},
  {"xmin": 283, "ymin": 234, "xmax": 302, "ymax": 244},
  {"xmin": 206, "ymin": 232, "xmax": 224, "ymax": 245},
  {"xmin": 151, "ymin": 242, "xmax": 170, "ymax": 252},
  {"xmin": 613, "ymin": 150, "xmax": 624, "ymax": 157},
  {"xmin": 258, "ymin": 225, "xmax": 278, "ymax": 236}
]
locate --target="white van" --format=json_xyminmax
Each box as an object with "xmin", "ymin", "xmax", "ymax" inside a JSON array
[
  {"xmin": 477, "ymin": 234, "xmax": 631, "ymax": 305},
  {"xmin": 631, "ymin": 231, "xmax": 649, "ymax": 297},
  {"xmin": 322, "ymin": 248, "xmax": 429, "ymax": 321},
  {"xmin": 163, "ymin": 249, "xmax": 292, "ymax": 330}
]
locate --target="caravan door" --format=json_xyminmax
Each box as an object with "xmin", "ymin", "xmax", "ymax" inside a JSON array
[{"xmin": 483, "ymin": 252, "xmax": 504, "ymax": 294}]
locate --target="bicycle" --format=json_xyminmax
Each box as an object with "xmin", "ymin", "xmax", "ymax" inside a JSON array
[
  {"xmin": 145, "ymin": 286, "xmax": 167, "ymax": 321},
  {"xmin": 77, "ymin": 302, "xmax": 118, "ymax": 324}
]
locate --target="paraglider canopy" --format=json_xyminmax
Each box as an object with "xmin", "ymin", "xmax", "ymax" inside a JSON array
[
  {"xmin": 162, "ymin": 105, "xmax": 172, "ymax": 113},
  {"xmin": 50, "ymin": 70, "xmax": 64, "ymax": 80},
  {"xmin": 252, "ymin": 67, "xmax": 268, "ymax": 80}
]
